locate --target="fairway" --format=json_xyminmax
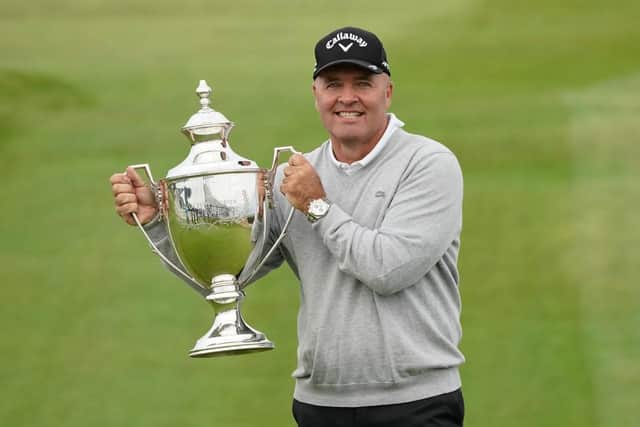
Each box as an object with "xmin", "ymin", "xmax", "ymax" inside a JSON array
[{"xmin": 1, "ymin": 1, "xmax": 639, "ymax": 426}]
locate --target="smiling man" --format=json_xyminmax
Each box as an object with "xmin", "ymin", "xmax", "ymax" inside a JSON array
[
  {"xmin": 276, "ymin": 27, "xmax": 466, "ymax": 427},
  {"xmin": 110, "ymin": 26, "xmax": 465, "ymax": 427}
]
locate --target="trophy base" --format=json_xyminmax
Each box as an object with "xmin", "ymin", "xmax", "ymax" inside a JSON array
[
  {"xmin": 189, "ymin": 305, "xmax": 274, "ymax": 358},
  {"xmin": 189, "ymin": 338, "xmax": 274, "ymax": 358}
]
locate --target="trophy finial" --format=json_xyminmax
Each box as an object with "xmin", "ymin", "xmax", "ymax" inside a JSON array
[
  {"xmin": 182, "ymin": 79, "xmax": 233, "ymax": 143},
  {"xmin": 196, "ymin": 80, "xmax": 212, "ymax": 110}
]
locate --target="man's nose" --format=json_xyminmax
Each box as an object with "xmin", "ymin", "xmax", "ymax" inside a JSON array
[{"xmin": 337, "ymin": 85, "xmax": 357, "ymax": 104}]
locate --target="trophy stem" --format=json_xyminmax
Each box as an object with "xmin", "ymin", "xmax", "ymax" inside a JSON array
[{"xmin": 189, "ymin": 275, "xmax": 274, "ymax": 358}]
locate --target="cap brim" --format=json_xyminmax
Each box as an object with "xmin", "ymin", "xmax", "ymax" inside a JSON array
[{"xmin": 313, "ymin": 59, "xmax": 384, "ymax": 79}]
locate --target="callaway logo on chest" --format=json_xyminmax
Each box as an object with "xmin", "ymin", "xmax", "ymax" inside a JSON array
[{"xmin": 325, "ymin": 32, "xmax": 368, "ymax": 52}]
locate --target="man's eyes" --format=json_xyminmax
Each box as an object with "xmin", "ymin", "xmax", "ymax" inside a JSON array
[{"xmin": 325, "ymin": 81, "xmax": 372, "ymax": 88}]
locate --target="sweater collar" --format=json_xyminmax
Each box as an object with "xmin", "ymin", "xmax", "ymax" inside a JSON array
[{"xmin": 329, "ymin": 113, "xmax": 404, "ymax": 175}]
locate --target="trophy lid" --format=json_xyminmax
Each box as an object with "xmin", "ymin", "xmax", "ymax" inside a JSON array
[
  {"xmin": 167, "ymin": 80, "xmax": 259, "ymax": 180},
  {"xmin": 181, "ymin": 80, "xmax": 233, "ymax": 143}
]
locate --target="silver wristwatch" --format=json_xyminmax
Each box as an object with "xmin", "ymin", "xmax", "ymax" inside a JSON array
[{"xmin": 306, "ymin": 198, "xmax": 331, "ymax": 223}]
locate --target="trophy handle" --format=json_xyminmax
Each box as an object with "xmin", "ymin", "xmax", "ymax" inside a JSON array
[
  {"xmin": 239, "ymin": 146, "xmax": 301, "ymax": 288},
  {"xmin": 126, "ymin": 164, "xmax": 210, "ymax": 298},
  {"xmin": 265, "ymin": 146, "xmax": 301, "ymax": 209}
]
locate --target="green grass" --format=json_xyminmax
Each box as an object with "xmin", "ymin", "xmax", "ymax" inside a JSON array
[{"xmin": 1, "ymin": 1, "xmax": 639, "ymax": 426}]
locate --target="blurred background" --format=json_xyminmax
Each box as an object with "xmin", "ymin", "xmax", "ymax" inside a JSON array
[{"xmin": 1, "ymin": 1, "xmax": 638, "ymax": 426}]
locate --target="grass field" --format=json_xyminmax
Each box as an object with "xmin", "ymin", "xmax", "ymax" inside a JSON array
[{"xmin": 1, "ymin": 1, "xmax": 639, "ymax": 426}]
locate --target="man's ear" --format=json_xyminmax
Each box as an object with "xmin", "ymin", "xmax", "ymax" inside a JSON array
[
  {"xmin": 312, "ymin": 82, "xmax": 320, "ymax": 112},
  {"xmin": 385, "ymin": 80, "xmax": 394, "ymax": 110}
]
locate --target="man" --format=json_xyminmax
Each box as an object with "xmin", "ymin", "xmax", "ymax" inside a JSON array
[{"xmin": 111, "ymin": 26, "xmax": 465, "ymax": 427}]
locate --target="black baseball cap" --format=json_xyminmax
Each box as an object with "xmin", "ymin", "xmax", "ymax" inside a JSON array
[{"xmin": 312, "ymin": 26, "xmax": 390, "ymax": 79}]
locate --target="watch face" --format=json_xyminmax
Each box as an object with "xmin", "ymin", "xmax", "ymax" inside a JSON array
[{"xmin": 309, "ymin": 199, "xmax": 330, "ymax": 218}]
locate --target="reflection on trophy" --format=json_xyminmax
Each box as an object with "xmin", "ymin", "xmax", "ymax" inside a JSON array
[{"xmin": 129, "ymin": 80, "xmax": 298, "ymax": 357}]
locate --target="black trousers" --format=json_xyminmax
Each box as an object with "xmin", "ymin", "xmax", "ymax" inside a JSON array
[{"xmin": 292, "ymin": 389, "xmax": 464, "ymax": 427}]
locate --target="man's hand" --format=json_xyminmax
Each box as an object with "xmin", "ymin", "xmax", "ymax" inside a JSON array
[
  {"xmin": 110, "ymin": 166, "xmax": 159, "ymax": 226},
  {"xmin": 280, "ymin": 154, "xmax": 326, "ymax": 213}
]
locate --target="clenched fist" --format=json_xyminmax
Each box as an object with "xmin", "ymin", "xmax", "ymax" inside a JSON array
[
  {"xmin": 110, "ymin": 166, "xmax": 159, "ymax": 226},
  {"xmin": 280, "ymin": 154, "xmax": 326, "ymax": 213}
]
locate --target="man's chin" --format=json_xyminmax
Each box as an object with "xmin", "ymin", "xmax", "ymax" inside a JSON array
[
  {"xmin": 330, "ymin": 126, "xmax": 366, "ymax": 140},
  {"xmin": 331, "ymin": 136, "xmax": 370, "ymax": 148}
]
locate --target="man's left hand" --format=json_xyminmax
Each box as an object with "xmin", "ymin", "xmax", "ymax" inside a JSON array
[{"xmin": 280, "ymin": 154, "xmax": 326, "ymax": 213}]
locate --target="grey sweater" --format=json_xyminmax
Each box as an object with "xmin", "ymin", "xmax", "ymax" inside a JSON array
[
  {"xmin": 146, "ymin": 127, "xmax": 465, "ymax": 407},
  {"xmin": 252, "ymin": 127, "xmax": 464, "ymax": 407}
]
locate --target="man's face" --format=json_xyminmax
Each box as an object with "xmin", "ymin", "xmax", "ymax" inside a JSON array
[{"xmin": 312, "ymin": 65, "xmax": 393, "ymax": 148}]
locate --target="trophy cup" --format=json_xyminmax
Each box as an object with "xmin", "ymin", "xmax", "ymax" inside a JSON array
[{"xmin": 128, "ymin": 80, "xmax": 299, "ymax": 357}]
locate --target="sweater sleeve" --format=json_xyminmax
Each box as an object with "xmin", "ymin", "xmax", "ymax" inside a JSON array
[
  {"xmin": 312, "ymin": 151, "xmax": 463, "ymax": 296},
  {"xmin": 237, "ymin": 211, "xmax": 287, "ymax": 285},
  {"xmin": 142, "ymin": 217, "xmax": 190, "ymax": 282}
]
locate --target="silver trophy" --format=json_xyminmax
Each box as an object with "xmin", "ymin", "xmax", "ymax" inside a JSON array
[{"xmin": 129, "ymin": 80, "xmax": 298, "ymax": 357}]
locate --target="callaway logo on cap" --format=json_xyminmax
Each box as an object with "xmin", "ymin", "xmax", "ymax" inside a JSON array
[{"xmin": 312, "ymin": 26, "xmax": 391, "ymax": 79}]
